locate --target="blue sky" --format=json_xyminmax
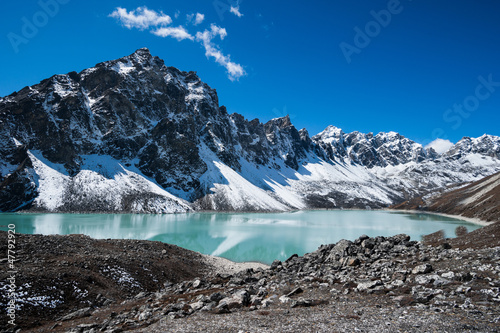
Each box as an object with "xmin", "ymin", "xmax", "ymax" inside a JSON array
[{"xmin": 1, "ymin": 0, "xmax": 499, "ymax": 148}]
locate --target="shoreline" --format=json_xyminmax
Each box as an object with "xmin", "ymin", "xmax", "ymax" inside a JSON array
[
  {"xmin": 201, "ymin": 254, "xmax": 270, "ymax": 275},
  {"xmin": 386, "ymin": 208, "xmax": 493, "ymax": 227},
  {"xmin": 9, "ymin": 206, "xmax": 489, "ymax": 217},
  {"xmin": 5, "ymin": 206, "xmax": 492, "ymax": 227},
  {"xmin": 2, "ymin": 208, "xmax": 493, "ymax": 272}
]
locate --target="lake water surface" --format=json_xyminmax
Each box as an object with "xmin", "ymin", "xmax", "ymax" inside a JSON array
[{"xmin": 0, "ymin": 210, "xmax": 480, "ymax": 264}]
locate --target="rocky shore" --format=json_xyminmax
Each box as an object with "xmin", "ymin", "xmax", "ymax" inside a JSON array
[{"xmin": 1, "ymin": 220, "xmax": 500, "ymax": 333}]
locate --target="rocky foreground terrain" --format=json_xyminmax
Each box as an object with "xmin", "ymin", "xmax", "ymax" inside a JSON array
[{"xmin": 1, "ymin": 220, "xmax": 500, "ymax": 333}]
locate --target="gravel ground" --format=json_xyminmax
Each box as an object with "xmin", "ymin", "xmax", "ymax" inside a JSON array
[
  {"xmin": 131, "ymin": 228, "xmax": 500, "ymax": 333},
  {"xmin": 1, "ymin": 223, "xmax": 500, "ymax": 333},
  {"xmin": 135, "ymin": 298, "xmax": 493, "ymax": 333},
  {"xmin": 0, "ymin": 233, "xmax": 214, "ymax": 331},
  {"xmin": 201, "ymin": 254, "xmax": 269, "ymax": 275}
]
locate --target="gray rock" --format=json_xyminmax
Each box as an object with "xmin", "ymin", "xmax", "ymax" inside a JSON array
[
  {"xmin": 441, "ymin": 271, "xmax": 455, "ymax": 280},
  {"xmin": 327, "ymin": 239, "xmax": 354, "ymax": 262},
  {"xmin": 192, "ymin": 279, "xmax": 202, "ymax": 289},
  {"xmin": 411, "ymin": 286, "xmax": 437, "ymax": 304},
  {"xmin": 286, "ymin": 287, "xmax": 303, "ymax": 297},
  {"xmin": 415, "ymin": 274, "xmax": 449, "ymax": 286},
  {"xmin": 412, "ymin": 264, "xmax": 433, "ymax": 274},
  {"xmin": 58, "ymin": 307, "xmax": 92, "ymax": 321},
  {"xmin": 138, "ymin": 311, "xmax": 152, "ymax": 321},
  {"xmin": 290, "ymin": 297, "xmax": 326, "ymax": 308},
  {"xmin": 218, "ymin": 290, "xmax": 250, "ymax": 310},
  {"xmin": 233, "ymin": 289, "xmax": 250, "ymax": 306},
  {"xmin": 357, "ymin": 280, "xmax": 383, "ymax": 291},
  {"xmin": 201, "ymin": 302, "xmax": 216, "ymax": 311},
  {"xmin": 279, "ymin": 295, "xmax": 293, "ymax": 304},
  {"xmin": 344, "ymin": 258, "xmax": 361, "ymax": 266},
  {"xmin": 77, "ymin": 323, "xmax": 98, "ymax": 330},
  {"xmin": 354, "ymin": 234, "xmax": 370, "ymax": 245},
  {"xmin": 134, "ymin": 291, "xmax": 148, "ymax": 299},
  {"xmin": 362, "ymin": 239, "xmax": 376, "ymax": 250},
  {"xmin": 270, "ymin": 260, "xmax": 282, "ymax": 270},
  {"xmin": 209, "ymin": 292, "xmax": 224, "ymax": 302},
  {"xmin": 214, "ymin": 302, "xmax": 231, "ymax": 314},
  {"xmin": 250, "ymin": 295, "xmax": 263, "ymax": 306},
  {"xmin": 261, "ymin": 295, "xmax": 278, "ymax": 308},
  {"xmin": 392, "ymin": 234, "xmax": 411, "ymax": 244},
  {"xmin": 189, "ymin": 301, "xmax": 204, "ymax": 311},
  {"xmin": 456, "ymin": 285, "xmax": 471, "ymax": 294}
]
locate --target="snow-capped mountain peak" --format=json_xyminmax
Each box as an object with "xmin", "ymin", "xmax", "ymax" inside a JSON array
[{"xmin": 1, "ymin": 49, "xmax": 499, "ymax": 213}]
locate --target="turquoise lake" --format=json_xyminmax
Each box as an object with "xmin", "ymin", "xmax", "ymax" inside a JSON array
[{"xmin": 0, "ymin": 210, "xmax": 481, "ymax": 265}]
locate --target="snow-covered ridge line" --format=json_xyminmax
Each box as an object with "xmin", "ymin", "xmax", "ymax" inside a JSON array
[
  {"xmin": 25, "ymin": 151, "xmax": 191, "ymax": 213},
  {"xmin": 1, "ymin": 48, "xmax": 500, "ymax": 213}
]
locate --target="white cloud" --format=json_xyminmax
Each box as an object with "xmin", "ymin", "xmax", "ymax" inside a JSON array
[
  {"xmin": 195, "ymin": 13, "xmax": 205, "ymax": 25},
  {"xmin": 152, "ymin": 26, "xmax": 194, "ymax": 41},
  {"xmin": 230, "ymin": 6, "xmax": 243, "ymax": 18},
  {"xmin": 187, "ymin": 12, "xmax": 205, "ymax": 26},
  {"xmin": 110, "ymin": 7, "xmax": 246, "ymax": 81},
  {"xmin": 109, "ymin": 7, "xmax": 172, "ymax": 30},
  {"xmin": 196, "ymin": 24, "xmax": 246, "ymax": 81},
  {"xmin": 425, "ymin": 138, "xmax": 454, "ymax": 154}
]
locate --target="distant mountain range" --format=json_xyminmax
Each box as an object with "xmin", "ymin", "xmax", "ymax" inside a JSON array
[{"xmin": 1, "ymin": 48, "xmax": 500, "ymax": 213}]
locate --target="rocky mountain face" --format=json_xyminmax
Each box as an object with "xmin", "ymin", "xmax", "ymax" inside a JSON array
[
  {"xmin": 424, "ymin": 171, "xmax": 500, "ymax": 222},
  {"xmin": 1, "ymin": 48, "xmax": 500, "ymax": 213}
]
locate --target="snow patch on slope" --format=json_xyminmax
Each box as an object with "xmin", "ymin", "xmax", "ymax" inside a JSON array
[
  {"xmin": 28, "ymin": 152, "xmax": 191, "ymax": 213},
  {"xmin": 212, "ymin": 161, "xmax": 290, "ymax": 211},
  {"xmin": 185, "ymin": 82, "xmax": 206, "ymax": 101},
  {"xmin": 112, "ymin": 59, "xmax": 136, "ymax": 75},
  {"xmin": 53, "ymin": 75, "xmax": 75, "ymax": 98},
  {"xmin": 292, "ymin": 157, "xmax": 397, "ymax": 205},
  {"xmin": 29, "ymin": 151, "xmax": 70, "ymax": 210},
  {"xmin": 197, "ymin": 143, "xmax": 292, "ymax": 211},
  {"xmin": 459, "ymin": 172, "xmax": 500, "ymax": 206}
]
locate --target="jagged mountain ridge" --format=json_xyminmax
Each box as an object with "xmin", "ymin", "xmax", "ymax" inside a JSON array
[{"xmin": 1, "ymin": 48, "xmax": 500, "ymax": 213}]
